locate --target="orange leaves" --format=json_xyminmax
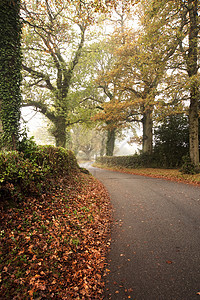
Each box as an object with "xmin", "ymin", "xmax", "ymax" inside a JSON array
[
  {"xmin": 0, "ymin": 172, "xmax": 112, "ymax": 299},
  {"xmin": 93, "ymin": 97, "xmax": 141, "ymax": 129},
  {"xmin": 29, "ymin": 274, "xmax": 41, "ymax": 285}
]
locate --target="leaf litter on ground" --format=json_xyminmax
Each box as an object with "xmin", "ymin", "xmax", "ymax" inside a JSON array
[{"xmin": 0, "ymin": 172, "xmax": 112, "ymax": 299}]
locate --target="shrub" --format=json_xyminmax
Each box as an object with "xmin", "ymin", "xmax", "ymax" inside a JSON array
[
  {"xmin": 96, "ymin": 153, "xmax": 157, "ymax": 169},
  {"xmin": 28, "ymin": 145, "xmax": 79, "ymax": 177},
  {"xmin": 153, "ymin": 114, "xmax": 190, "ymax": 168},
  {"xmin": 18, "ymin": 132, "xmax": 38, "ymax": 158},
  {"xmin": 180, "ymin": 156, "xmax": 200, "ymax": 174},
  {"xmin": 0, "ymin": 145, "xmax": 79, "ymax": 202},
  {"xmin": 0, "ymin": 151, "xmax": 44, "ymax": 200}
]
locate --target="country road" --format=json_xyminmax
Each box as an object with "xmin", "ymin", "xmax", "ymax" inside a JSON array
[{"xmin": 81, "ymin": 163, "xmax": 200, "ymax": 300}]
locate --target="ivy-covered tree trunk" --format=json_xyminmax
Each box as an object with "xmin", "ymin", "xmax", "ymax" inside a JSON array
[
  {"xmin": 106, "ymin": 128, "xmax": 116, "ymax": 156},
  {"xmin": 0, "ymin": 104, "xmax": 3, "ymax": 135},
  {"xmin": 142, "ymin": 109, "xmax": 153, "ymax": 154},
  {"xmin": 0, "ymin": 0, "xmax": 22, "ymax": 150},
  {"xmin": 187, "ymin": 0, "xmax": 199, "ymax": 167}
]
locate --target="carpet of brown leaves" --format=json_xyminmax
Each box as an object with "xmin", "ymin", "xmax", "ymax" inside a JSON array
[{"xmin": 0, "ymin": 172, "xmax": 112, "ymax": 299}]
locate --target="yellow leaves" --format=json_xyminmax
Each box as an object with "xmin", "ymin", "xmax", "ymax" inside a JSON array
[
  {"xmin": 3, "ymin": 266, "xmax": 8, "ymax": 272},
  {"xmin": 185, "ymin": 74, "xmax": 200, "ymax": 91}
]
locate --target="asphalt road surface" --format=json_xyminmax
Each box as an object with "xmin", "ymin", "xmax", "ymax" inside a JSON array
[{"xmin": 82, "ymin": 163, "xmax": 200, "ymax": 300}]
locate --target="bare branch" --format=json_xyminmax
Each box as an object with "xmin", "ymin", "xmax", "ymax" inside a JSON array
[{"xmin": 22, "ymin": 64, "xmax": 55, "ymax": 92}]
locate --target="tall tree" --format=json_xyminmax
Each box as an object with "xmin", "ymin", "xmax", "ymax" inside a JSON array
[
  {"xmin": 94, "ymin": 25, "xmax": 179, "ymax": 155},
  {"xmin": 0, "ymin": 0, "xmax": 22, "ymax": 150},
  {"xmin": 92, "ymin": 9, "xmax": 136, "ymax": 156},
  {"xmin": 140, "ymin": 0, "xmax": 199, "ymax": 165},
  {"xmin": 21, "ymin": 0, "xmax": 138, "ymax": 148},
  {"xmin": 21, "ymin": 0, "xmax": 91, "ymax": 147},
  {"xmin": 179, "ymin": 0, "xmax": 200, "ymax": 166},
  {"xmin": 116, "ymin": 0, "xmax": 189, "ymax": 154}
]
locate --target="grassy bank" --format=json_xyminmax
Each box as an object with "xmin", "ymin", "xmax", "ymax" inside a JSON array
[
  {"xmin": 0, "ymin": 172, "xmax": 112, "ymax": 299},
  {"xmin": 0, "ymin": 147, "xmax": 112, "ymax": 300}
]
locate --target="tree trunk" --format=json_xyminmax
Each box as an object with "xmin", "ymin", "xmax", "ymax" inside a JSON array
[
  {"xmin": 142, "ymin": 109, "xmax": 153, "ymax": 154},
  {"xmin": 100, "ymin": 134, "xmax": 106, "ymax": 157},
  {"xmin": 189, "ymin": 85, "xmax": 199, "ymax": 166},
  {"xmin": 106, "ymin": 128, "xmax": 116, "ymax": 156},
  {"xmin": 52, "ymin": 116, "xmax": 67, "ymax": 148},
  {"xmin": 0, "ymin": 99, "xmax": 3, "ymax": 135},
  {"xmin": 0, "ymin": 120, "xmax": 3, "ymax": 135},
  {"xmin": 0, "ymin": 0, "xmax": 22, "ymax": 149},
  {"xmin": 187, "ymin": 0, "xmax": 199, "ymax": 166}
]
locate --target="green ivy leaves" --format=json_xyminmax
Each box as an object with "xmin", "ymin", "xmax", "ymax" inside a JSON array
[{"xmin": 0, "ymin": 0, "xmax": 22, "ymax": 150}]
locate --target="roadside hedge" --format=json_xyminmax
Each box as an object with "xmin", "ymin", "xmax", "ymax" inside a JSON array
[
  {"xmin": 0, "ymin": 146, "xmax": 79, "ymax": 201},
  {"xmin": 96, "ymin": 153, "xmax": 157, "ymax": 169},
  {"xmin": 96, "ymin": 153, "xmax": 200, "ymax": 174},
  {"xmin": 25, "ymin": 145, "xmax": 79, "ymax": 177}
]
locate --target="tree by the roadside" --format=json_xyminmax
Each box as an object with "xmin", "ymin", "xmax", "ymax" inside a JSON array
[
  {"xmin": 21, "ymin": 0, "xmax": 93, "ymax": 148},
  {"xmin": 178, "ymin": 0, "xmax": 199, "ymax": 167},
  {"xmin": 111, "ymin": 0, "xmax": 191, "ymax": 155},
  {"xmin": 92, "ymin": 9, "xmax": 137, "ymax": 156},
  {"xmin": 92, "ymin": 39, "xmax": 122, "ymax": 157},
  {"xmin": 94, "ymin": 21, "xmax": 181, "ymax": 155},
  {"xmin": 0, "ymin": 0, "xmax": 22, "ymax": 150},
  {"xmin": 21, "ymin": 0, "xmax": 138, "ymax": 149},
  {"xmin": 141, "ymin": 0, "xmax": 200, "ymax": 166}
]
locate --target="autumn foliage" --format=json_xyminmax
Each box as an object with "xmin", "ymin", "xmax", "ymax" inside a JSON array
[{"xmin": 0, "ymin": 147, "xmax": 112, "ymax": 299}]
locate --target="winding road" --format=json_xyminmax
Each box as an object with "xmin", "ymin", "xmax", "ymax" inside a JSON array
[{"xmin": 82, "ymin": 163, "xmax": 200, "ymax": 300}]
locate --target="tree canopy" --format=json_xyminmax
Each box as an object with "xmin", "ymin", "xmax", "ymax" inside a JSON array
[{"xmin": 0, "ymin": 0, "xmax": 199, "ymax": 167}]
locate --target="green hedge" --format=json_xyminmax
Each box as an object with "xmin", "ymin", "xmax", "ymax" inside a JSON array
[
  {"xmin": 0, "ymin": 151, "xmax": 44, "ymax": 191},
  {"xmin": 25, "ymin": 145, "xmax": 79, "ymax": 177},
  {"xmin": 96, "ymin": 153, "xmax": 157, "ymax": 169},
  {"xmin": 96, "ymin": 153, "xmax": 200, "ymax": 174},
  {"xmin": 0, "ymin": 146, "xmax": 79, "ymax": 200}
]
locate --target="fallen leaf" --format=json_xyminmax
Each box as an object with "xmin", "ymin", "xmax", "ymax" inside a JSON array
[{"xmin": 166, "ymin": 260, "xmax": 173, "ymax": 264}]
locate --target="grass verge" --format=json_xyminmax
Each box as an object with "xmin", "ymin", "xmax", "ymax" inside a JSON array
[{"xmin": 94, "ymin": 163, "xmax": 200, "ymax": 186}]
